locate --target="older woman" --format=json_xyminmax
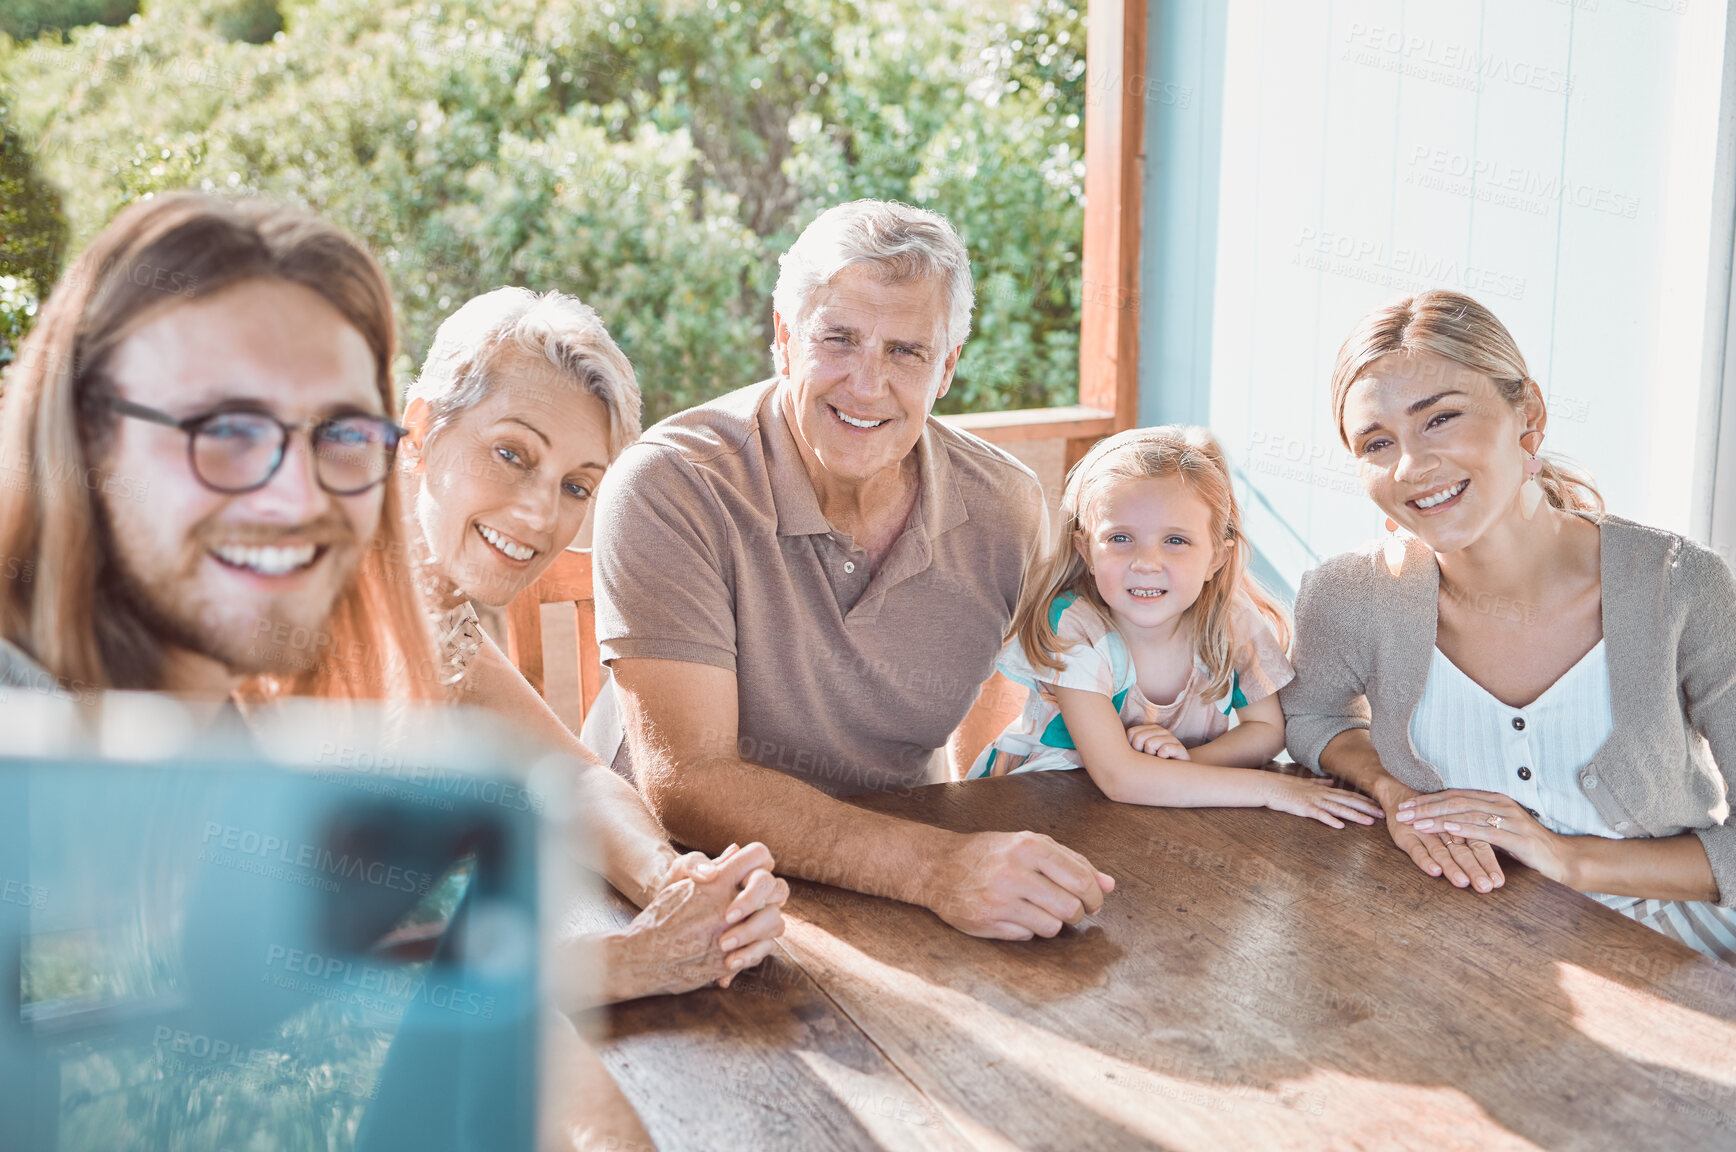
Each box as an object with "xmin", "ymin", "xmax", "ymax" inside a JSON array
[
  {"xmin": 399, "ymin": 287, "xmax": 789, "ymax": 1001},
  {"xmin": 1281, "ymin": 289, "xmax": 1736, "ymax": 964}
]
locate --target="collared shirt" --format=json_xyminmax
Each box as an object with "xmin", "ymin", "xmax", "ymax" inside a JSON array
[{"xmin": 585, "ymin": 379, "xmax": 1046, "ymax": 796}]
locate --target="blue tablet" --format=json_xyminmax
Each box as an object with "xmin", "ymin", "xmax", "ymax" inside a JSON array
[{"xmin": 0, "ymin": 694, "xmax": 560, "ymax": 1152}]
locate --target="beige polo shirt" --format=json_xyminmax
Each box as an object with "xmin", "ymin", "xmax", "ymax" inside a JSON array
[{"xmin": 584, "ymin": 379, "xmax": 1045, "ymax": 796}]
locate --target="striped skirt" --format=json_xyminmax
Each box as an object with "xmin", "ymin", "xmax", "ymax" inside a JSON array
[{"xmin": 1592, "ymin": 892, "xmax": 1736, "ymax": 967}]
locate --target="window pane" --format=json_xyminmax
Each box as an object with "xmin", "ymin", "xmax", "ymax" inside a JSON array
[{"xmin": 1156, "ymin": 0, "xmax": 1729, "ymax": 589}]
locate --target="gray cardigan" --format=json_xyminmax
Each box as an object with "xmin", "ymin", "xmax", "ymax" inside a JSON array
[{"xmin": 1280, "ymin": 513, "xmax": 1736, "ymax": 907}]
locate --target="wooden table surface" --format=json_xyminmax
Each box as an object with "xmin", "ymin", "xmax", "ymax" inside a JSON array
[{"xmin": 588, "ymin": 771, "xmax": 1736, "ymax": 1152}]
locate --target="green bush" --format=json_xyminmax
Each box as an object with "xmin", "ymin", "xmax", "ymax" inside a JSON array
[
  {"xmin": 3, "ymin": 0, "xmax": 1084, "ymax": 420},
  {"xmin": 207, "ymin": 0, "xmax": 283, "ymax": 44},
  {"xmin": 0, "ymin": 0, "xmax": 138, "ymax": 42},
  {"xmin": 0, "ymin": 80, "xmax": 67, "ymax": 366},
  {"xmin": 0, "ymin": 277, "xmax": 38, "ymax": 369}
]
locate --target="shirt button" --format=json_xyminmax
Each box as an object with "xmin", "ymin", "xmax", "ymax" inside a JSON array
[
  {"xmin": 1516, "ymin": 766, "xmax": 1532, "ymax": 781},
  {"xmin": 1511, "ymin": 717, "xmax": 1526, "ymax": 731},
  {"xmin": 1584, "ymin": 774, "xmax": 1599, "ymax": 790},
  {"xmin": 844, "ymin": 561, "xmax": 855, "ymax": 574},
  {"xmin": 1615, "ymin": 820, "xmax": 1631, "ymax": 832}
]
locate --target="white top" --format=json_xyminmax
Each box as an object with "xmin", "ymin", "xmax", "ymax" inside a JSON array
[
  {"xmin": 1411, "ymin": 642, "xmax": 1619, "ymax": 839},
  {"xmin": 1411, "ymin": 642, "xmax": 1736, "ymax": 965}
]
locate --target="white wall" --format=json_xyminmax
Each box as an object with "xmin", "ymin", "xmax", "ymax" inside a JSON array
[{"xmin": 1151, "ymin": 0, "xmax": 1731, "ymax": 590}]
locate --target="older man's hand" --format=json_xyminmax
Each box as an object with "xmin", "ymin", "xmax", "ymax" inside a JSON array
[{"xmin": 923, "ymin": 830, "xmax": 1114, "ymax": 940}]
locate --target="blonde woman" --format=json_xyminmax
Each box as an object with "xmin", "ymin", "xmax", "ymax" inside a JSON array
[
  {"xmin": 399, "ymin": 288, "xmax": 788, "ymax": 1001},
  {"xmin": 1282, "ymin": 289, "xmax": 1736, "ymax": 963}
]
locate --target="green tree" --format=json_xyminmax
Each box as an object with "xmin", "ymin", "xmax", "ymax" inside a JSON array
[
  {"xmin": 207, "ymin": 0, "xmax": 283, "ymax": 44},
  {"xmin": 0, "ymin": 0, "xmax": 139, "ymax": 42},
  {"xmin": 0, "ymin": 79, "xmax": 68, "ymax": 366},
  {"xmin": 3, "ymin": 0, "xmax": 1084, "ymax": 420}
]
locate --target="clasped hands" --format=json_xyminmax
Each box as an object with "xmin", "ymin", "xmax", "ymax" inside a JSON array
[
  {"xmin": 602, "ymin": 842, "xmax": 790, "ymax": 1002},
  {"xmin": 1389, "ymin": 787, "xmax": 1570, "ymax": 892}
]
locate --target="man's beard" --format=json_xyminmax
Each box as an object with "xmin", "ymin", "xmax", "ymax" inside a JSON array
[
  {"xmin": 102, "ymin": 545, "xmax": 274, "ymax": 676},
  {"xmin": 94, "ymin": 498, "xmax": 361, "ymax": 684}
]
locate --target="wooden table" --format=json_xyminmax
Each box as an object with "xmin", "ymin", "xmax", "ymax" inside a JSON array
[{"xmin": 587, "ymin": 772, "xmax": 1736, "ymax": 1151}]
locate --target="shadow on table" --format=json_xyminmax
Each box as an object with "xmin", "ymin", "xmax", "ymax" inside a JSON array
[
  {"xmin": 602, "ymin": 949, "xmax": 994, "ymax": 1152},
  {"xmin": 788, "ymin": 774, "xmax": 1736, "ymax": 1151}
]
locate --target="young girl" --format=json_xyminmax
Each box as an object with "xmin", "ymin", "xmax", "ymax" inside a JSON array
[{"xmin": 971, "ymin": 426, "xmax": 1383, "ymax": 828}]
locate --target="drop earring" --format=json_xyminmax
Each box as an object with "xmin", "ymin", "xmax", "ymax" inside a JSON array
[
  {"xmin": 1382, "ymin": 518, "xmax": 1405, "ymax": 577},
  {"xmin": 1520, "ymin": 431, "xmax": 1545, "ymax": 520}
]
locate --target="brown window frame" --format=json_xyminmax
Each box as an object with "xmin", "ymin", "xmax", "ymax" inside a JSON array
[{"xmin": 942, "ymin": 0, "xmax": 1146, "ymax": 468}]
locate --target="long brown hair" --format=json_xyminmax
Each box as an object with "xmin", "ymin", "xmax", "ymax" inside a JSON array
[
  {"xmin": 1329, "ymin": 289, "xmax": 1602, "ymax": 513},
  {"xmin": 0, "ymin": 192, "xmax": 440, "ymax": 701},
  {"xmin": 1010, "ymin": 425, "xmax": 1291, "ymax": 706}
]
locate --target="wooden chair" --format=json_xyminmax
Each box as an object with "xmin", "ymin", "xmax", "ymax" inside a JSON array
[{"xmin": 504, "ymin": 548, "xmax": 604, "ymax": 724}]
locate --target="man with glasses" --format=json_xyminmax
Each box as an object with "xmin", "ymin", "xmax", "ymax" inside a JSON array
[{"xmin": 0, "ymin": 193, "xmax": 434, "ymax": 704}]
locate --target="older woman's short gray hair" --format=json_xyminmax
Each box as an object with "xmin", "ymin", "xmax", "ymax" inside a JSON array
[
  {"xmin": 408, "ymin": 287, "xmax": 642, "ymax": 459},
  {"xmin": 770, "ymin": 200, "xmax": 975, "ymax": 373}
]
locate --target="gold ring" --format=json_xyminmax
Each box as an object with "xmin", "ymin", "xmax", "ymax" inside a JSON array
[{"xmin": 1488, "ymin": 814, "xmax": 1503, "ymax": 830}]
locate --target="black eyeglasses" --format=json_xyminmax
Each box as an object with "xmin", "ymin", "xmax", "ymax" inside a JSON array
[{"xmin": 108, "ymin": 396, "xmax": 407, "ymax": 496}]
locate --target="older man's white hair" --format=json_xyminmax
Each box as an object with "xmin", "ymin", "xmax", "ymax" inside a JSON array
[
  {"xmin": 408, "ymin": 287, "xmax": 642, "ymax": 459},
  {"xmin": 771, "ymin": 200, "xmax": 975, "ymax": 374}
]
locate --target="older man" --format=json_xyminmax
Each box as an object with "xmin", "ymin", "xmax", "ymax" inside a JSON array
[{"xmin": 588, "ymin": 199, "xmax": 1114, "ymax": 940}]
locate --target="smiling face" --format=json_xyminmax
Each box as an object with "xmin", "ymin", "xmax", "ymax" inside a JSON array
[
  {"xmin": 774, "ymin": 265, "xmax": 962, "ymax": 489},
  {"xmin": 1074, "ymin": 475, "xmax": 1225, "ymax": 640},
  {"xmin": 406, "ymin": 345, "xmax": 610, "ymax": 607},
  {"xmin": 97, "ymin": 277, "xmax": 386, "ymax": 683},
  {"xmin": 1341, "ymin": 351, "xmax": 1543, "ymax": 554}
]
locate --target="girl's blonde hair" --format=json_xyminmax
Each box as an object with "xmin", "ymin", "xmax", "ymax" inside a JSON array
[
  {"xmin": 1010, "ymin": 425, "xmax": 1290, "ymax": 706},
  {"xmin": 0, "ymin": 192, "xmax": 441, "ymax": 702},
  {"xmin": 1329, "ymin": 289, "xmax": 1602, "ymax": 513}
]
